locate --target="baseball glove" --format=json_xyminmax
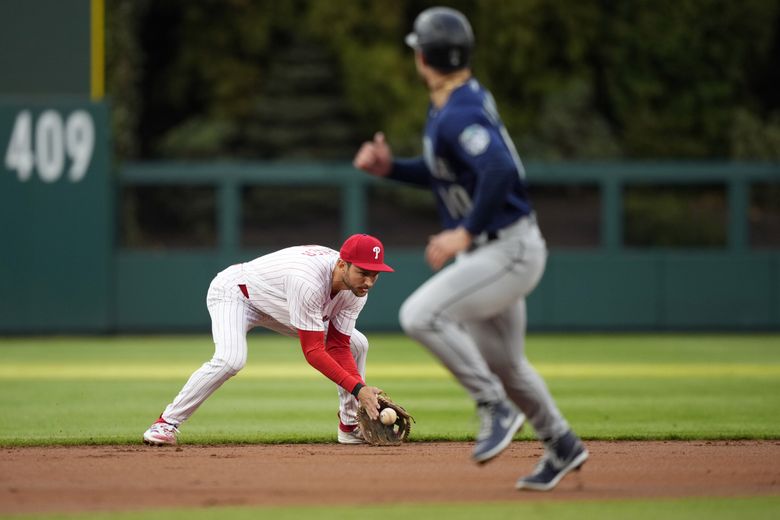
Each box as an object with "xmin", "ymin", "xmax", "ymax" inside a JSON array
[{"xmin": 357, "ymin": 393, "xmax": 414, "ymax": 446}]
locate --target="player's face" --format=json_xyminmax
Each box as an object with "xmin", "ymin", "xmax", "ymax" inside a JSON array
[{"xmin": 342, "ymin": 263, "xmax": 380, "ymax": 297}]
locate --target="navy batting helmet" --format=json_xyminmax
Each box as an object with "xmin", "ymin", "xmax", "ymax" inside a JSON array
[{"xmin": 405, "ymin": 7, "xmax": 474, "ymax": 73}]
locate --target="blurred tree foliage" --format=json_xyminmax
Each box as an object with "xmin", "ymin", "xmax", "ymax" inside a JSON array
[
  {"xmin": 106, "ymin": 0, "xmax": 780, "ymax": 249},
  {"xmin": 106, "ymin": 0, "xmax": 780, "ymax": 161}
]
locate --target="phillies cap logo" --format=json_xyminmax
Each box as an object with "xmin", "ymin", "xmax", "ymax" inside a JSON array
[{"xmin": 373, "ymin": 246, "xmax": 381, "ymax": 260}]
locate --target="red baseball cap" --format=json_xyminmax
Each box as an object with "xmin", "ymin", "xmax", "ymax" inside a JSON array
[{"xmin": 339, "ymin": 234, "xmax": 394, "ymax": 272}]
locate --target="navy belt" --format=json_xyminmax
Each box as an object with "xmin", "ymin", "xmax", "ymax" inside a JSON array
[
  {"xmin": 470, "ymin": 228, "xmax": 503, "ymax": 251},
  {"xmin": 484, "ymin": 214, "xmax": 536, "ymax": 243}
]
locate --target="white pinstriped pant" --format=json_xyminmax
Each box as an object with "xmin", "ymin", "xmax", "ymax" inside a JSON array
[{"xmin": 161, "ymin": 276, "xmax": 368, "ymax": 427}]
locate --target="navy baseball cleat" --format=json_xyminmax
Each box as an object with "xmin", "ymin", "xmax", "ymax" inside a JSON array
[
  {"xmin": 515, "ymin": 430, "xmax": 589, "ymax": 491},
  {"xmin": 472, "ymin": 400, "xmax": 525, "ymax": 464}
]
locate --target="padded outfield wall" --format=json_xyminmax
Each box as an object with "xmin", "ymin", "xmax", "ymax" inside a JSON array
[
  {"xmin": 113, "ymin": 162, "xmax": 780, "ymax": 332},
  {"xmin": 2, "ymin": 145, "xmax": 778, "ymax": 332}
]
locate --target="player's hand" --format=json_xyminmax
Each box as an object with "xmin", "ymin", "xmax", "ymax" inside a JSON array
[
  {"xmin": 425, "ymin": 227, "xmax": 473, "ymax": 271},
  {"xmin": 357, "ymin": 385, "xmax": 383, "ymax": 420},
  {"xmin": 353, "ymin": 132, "xmax": 392, "ymax": 177}
]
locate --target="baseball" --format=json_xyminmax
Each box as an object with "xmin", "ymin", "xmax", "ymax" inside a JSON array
[{"xmin": 379, "ymin": 408, "xmax": 397, "ymax": 425}]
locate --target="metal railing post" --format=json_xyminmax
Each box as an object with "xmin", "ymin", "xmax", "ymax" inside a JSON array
[
  {"xmin": 219, "ymin": 179, "xmax": 240, "ymax": 258},
  {"xmin": 341, "ymin": 178, "xmax": 366, "ymax": 237},
  {"xmin": 602, "ymin": 176, "xmax": 622, "ymax": 251},
  {"xmin": 728, "ymin": 177, "xmax": 749, "ymax": 252}
]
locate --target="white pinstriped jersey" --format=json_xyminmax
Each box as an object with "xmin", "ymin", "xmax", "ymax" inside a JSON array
[{"xmin": 235, "ymin": 245, "xmax": 366, "ymax": 335}]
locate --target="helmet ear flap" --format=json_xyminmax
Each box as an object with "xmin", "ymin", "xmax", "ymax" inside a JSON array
[
  {"xmin": 420, "ymin": 45, "xmax": 471, "ymax": 73},
  {"xmin": 406, "ymin": 7, "xmax": 474, "ymax": 73}
]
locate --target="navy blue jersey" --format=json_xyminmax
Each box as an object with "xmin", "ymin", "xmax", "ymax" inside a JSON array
[{"xmin": 389, "ymin": 79, "xmax": 532, "ymax": 235}]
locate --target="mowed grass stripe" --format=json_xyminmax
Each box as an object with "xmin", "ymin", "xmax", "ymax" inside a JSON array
[
  {"xmin": 3, "ymin": 495, "xmax": 779, "ymax": 520},
  {"xmin": 1, "ymin": 363, "xmax": 778, "ymax": 379}
]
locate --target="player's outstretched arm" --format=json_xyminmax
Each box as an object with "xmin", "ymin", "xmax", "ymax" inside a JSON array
[{"xmin": 353, "ymin": 132, "xmax": 393, "ymax": 177}]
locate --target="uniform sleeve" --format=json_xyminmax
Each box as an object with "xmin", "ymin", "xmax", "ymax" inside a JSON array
[
  {"xmin": 286, "ymin": 275, "xmax": 325, "ymax": 332},
  {"xmin": 324, "ymin": 322, "xmax": 362, "ymax": 386},
  {"xmin": 298, "ymin": 329, "xmax": 363, "ymax": 393},
  {"xmin": 443, "ymin": 112, "xmax": 519, "ymax": 235},
  {"xmin": 388, "ymin": 157, "xmax": 431, "ymax": 187}
]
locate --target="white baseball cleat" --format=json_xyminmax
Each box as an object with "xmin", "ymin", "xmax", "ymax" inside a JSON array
[
  {"xmin": 143, "ymin": 421, "xmax": 179, "ymax": 446},
  {"xmin": 337, "ymin": 425, "xmax": 365, "ymax": 445}
]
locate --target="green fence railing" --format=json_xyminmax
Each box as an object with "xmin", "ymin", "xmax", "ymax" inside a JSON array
[
  {"xmin": 120, "ymin": 161, "xmax": 779, "ymax": 253},
  {"xmin": 116, "ymin": 161, "xmax": 779, "ymax": 332}
]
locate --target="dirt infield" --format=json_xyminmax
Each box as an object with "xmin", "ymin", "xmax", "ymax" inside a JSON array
[{"xmin": 1, "ymin": 441, "xmax": 778, "ymax": 514}]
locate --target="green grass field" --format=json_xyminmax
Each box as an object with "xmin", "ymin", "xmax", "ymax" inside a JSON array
[
  {"xmin": 1, "ymin": 333, "xmax": 778, "ymax": 445},
  {"xmin": 1, "ymin": 333, "xmax": 779, "ymax": 519},
  {"xmin": 5, "ymin": 497, "xmax": 780, "ymax": 520}
]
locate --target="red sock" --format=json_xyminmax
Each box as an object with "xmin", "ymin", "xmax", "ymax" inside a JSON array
[{"xmin": 339, "ymin": 421, "xmax": 357, "ymax": 433}]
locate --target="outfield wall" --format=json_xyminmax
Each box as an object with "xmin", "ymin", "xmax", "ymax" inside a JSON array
[
  {"xmin": 2, "ymin": 127, "xmax": 779, "ymax": 332},
  {"xmin": 113, "ymin": 162, "xmax": 780, "ymax": 332},
  {"xmin": 114, "ymin": 249, "xmax": 779, "ymax": 332},
  {"xmin": 1, "ymin": 99, "xmax": 113, "ymax": 333}
]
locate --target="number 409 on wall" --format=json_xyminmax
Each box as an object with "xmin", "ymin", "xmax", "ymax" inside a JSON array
[{"xmin": 4, "ymin": 110, "xmax": 95, "ymax": 183}]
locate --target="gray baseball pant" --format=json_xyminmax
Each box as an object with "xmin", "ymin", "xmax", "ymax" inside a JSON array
[{"xmin": 399, "ymin": 216, "xmax": 569, "ymax": 441}]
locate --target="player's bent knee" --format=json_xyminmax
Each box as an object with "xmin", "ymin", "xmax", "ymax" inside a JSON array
[
  {"xmin": 350, "ymin": 329, "xmax": 369, "ymax": 356},
  {"xmin": 211, "ymin": 356, "xmax": 246, "ymax": 376},
  {"xmin": 399, "ymin": 298, "xmax": 430, "ymax": 336},
  {"xmin": 225, "ymin": 362, "xmax": 245, "ymax": 376}
]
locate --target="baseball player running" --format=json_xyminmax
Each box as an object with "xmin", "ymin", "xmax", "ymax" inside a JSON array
[
  {"xmin": 143, "ymin": 234, "xmax": 394, "ymax": 446},
  {"xmin": 353, "ymin": 7, "xmax": 587, "ymax": 491}
]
